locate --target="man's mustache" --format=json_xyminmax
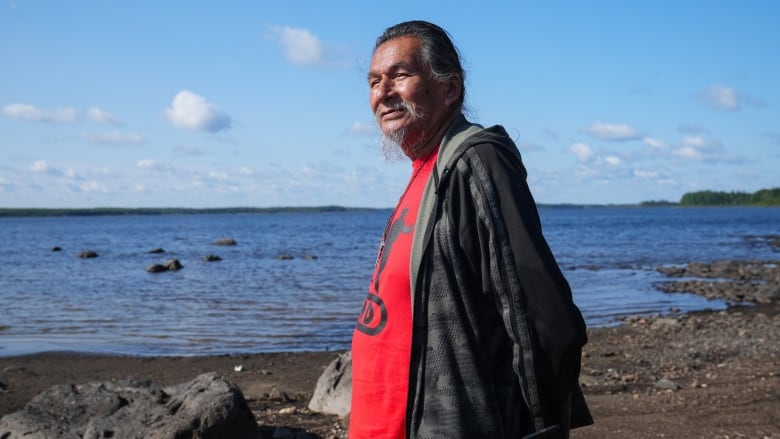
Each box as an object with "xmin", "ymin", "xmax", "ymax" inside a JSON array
[{"xmin": 375, "ymin": 102, "xmax": 419, "ymax": 120}]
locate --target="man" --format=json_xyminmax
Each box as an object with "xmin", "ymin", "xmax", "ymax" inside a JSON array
[{"xmin": 351, "ymin": 20, "xmax": 592, "ymax": 438}]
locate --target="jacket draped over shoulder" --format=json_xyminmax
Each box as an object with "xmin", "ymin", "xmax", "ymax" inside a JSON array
[{"xmin": 407, "ymin": 114, "xmax": 592, "ymax": 438}]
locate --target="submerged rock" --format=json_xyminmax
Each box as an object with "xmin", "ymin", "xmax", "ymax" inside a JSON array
[
  {"xmin": 656, "ymin": 260, "xmax": 780, "ymax": 304},
  {"xmin": 146, "ymin": 259, "xmax": 183, "ymax": 273},
  {"xmin": 148, "ymin": 247, "xmax": 165, "ymax": 254},
  {"xmin": 212, "ymin": 238, "xmax": 237, "ymax": 246},
  {"xmin": 77, "ymin": 250, "xmax": 98, "ymax": 258},
  {"xmin": 146, "ymin": 264, "xmax": 167, "ymax": 273},
  {"xmin": 203, "ymin": 254, "xmax": 222, "ymax": 262},
  {"xmin": 164, "ymin": 258, "xmax": 183, "ymax": 271}
]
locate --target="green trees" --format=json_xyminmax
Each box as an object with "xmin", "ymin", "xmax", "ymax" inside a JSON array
[{"xmin": 679, "ymin": 188, "xmax": 780, "ymax": 206}]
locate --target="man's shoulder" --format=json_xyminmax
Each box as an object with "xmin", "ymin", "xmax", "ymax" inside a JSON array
[
  {"xmin": 440, "ymin": 118, "xmax": 515, "ymax": 164},
  {"xmin": 459, "ymin": 125, "xmax": 519, "ymax": 162},
  {"xmin": 448, "ymin": 125, "xmax": 527, "ymax": 181}
]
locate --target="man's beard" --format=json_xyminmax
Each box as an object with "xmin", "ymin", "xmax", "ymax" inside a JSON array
[{"xmin": 376, "ymin": 102, "xmax": 424, "ymax": 161}]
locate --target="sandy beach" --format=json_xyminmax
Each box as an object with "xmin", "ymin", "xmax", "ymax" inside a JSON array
[{"xmin": 2, "ymin": 261, "xmax": 779, "ymax": 438}]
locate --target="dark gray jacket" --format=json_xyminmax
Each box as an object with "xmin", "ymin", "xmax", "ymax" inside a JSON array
[{"xmin": 407, "ymin": 115, "xmax": 592, "ymax": 438}]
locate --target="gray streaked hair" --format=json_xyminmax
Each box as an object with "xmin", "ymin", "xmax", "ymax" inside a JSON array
[{"xmin": 374, "ymin": 20, "xmax": 466, "ymax": 110}]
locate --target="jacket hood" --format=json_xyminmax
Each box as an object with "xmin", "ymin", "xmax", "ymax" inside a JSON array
[{"xmin": 435, "ymin": 114, "xmax": 527, "ymax": 184}]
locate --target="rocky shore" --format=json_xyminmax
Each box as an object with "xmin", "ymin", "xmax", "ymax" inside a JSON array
[{"xmin": 1, "ymin": 259, "xmax": 778, "ymax": 438}]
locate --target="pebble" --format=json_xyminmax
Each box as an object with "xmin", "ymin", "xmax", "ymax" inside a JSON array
[{"xmin": 655, "ymin": 378, "xmax": 681, "ymax": 391}]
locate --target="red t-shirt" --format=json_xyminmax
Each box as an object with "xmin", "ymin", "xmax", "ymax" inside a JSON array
[{"xmin": 350, "ymin": 147, "xmax": 439, "ymax": 439}]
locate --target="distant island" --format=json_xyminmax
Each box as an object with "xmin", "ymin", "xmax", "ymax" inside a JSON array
[
  {"xmin": 641, "ymin": 187, "xmax": 780, "ymax": 207},
  {"xmin": 1, "ymin": 188, "xmax": 779, "ymax": 217}
]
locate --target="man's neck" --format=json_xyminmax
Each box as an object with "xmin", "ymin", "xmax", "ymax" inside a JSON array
[{"xmin": 403, "ymin": 109, "xmax": 460, "ymax": 160}]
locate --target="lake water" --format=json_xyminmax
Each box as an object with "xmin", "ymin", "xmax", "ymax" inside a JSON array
[{"xmin": 1, "ymin": 207, "xmax": 779, "ymax": 357}]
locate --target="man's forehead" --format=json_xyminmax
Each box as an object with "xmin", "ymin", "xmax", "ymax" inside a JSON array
[{"xmin": 369, "ymin": 37, "xmax": 422, "ymax": 73}]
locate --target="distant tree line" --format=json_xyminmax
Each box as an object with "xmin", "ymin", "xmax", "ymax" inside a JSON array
[
  {"xmin": 679, "ymin": 188, "xmax": 780, "ymax": 206},
  {"xmin": 0, "ymin": 205, "xmax": 380, "ymax": 218}
]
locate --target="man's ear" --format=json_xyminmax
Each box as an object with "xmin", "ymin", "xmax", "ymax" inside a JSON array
[{"xmin": 442, "ymin": 76, "xmax": 462, "ymax": 107}]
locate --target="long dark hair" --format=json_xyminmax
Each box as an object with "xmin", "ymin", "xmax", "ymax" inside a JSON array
[{"xmin": 374, "ymin": 20, "xmax": 466, "ymax": 110}]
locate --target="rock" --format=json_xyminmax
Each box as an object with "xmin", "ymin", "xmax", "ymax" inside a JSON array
[
  {"xmin": 578, "ymin": 373, "xmax": 600, "ymax": 388},
  {"xmin": 51, "ymin": 246, "xmax": 62, "ymax": 252},
  {"xmin": 651, "ymin": 317, "xmax": 680, "ymax": 329},
  {"xmin": 270, "ymin": 426, "xmax": 310, "ymax": 439},
  {"xmin": 308, "ymin": 351, "xmax": 352, "ymax": 417},
  {"xmin": 213, "ymin": 238, "xmax": 237, "ymax": 246},
  {"xmin": 78, "ymin": 250, "xmax": 98, "ymax": 258},
  {"xmin": 146, "ymin": 259, "xmax": 183, "ymax": 273},
  {"xmin": 268, "ymin": 387, "xmax": 293, "ymax": 402},
  {"xmin": 0, "ymin": 372, "xmax": 257, "ymax": 439},
  {"xmin": 655, "ymin": 378, "xmax": 681, "ymax": 390},
  {"xmin": 148, "ymin": 247, "xmax": 165, "ymax": 254},
  {"xmin": 656, "ymin": 260, "xmax": 780, "ymax": 304},
  {"xmin": 203, "ymin": 254, "xmax": 222, "ymax": 262},
  {"xmin": 163, "ymin": 259, "xmax": 183, "ymax": 271},
  {"xmin": 755, "ymin": 285, "xmax": 780, "ymax": 304},
  {"xmin": 146, "ymin": 264, "xmax": 167, "ymax": 273},
  {"xmin": 278, "ymin": 406, "xmax": 296, "ymax": 415}
]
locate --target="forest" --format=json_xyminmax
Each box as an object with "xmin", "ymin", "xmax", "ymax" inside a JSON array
[{"xmin": 679, "ymin": 188, "xmax": 780, "ymax": 206}]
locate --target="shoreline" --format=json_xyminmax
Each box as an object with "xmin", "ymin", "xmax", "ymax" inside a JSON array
[
  {"xmin": 1, "ymin": 304, "xmax": 778, "ymax": 438},
  {"xmin": 2, "ymin": 260, "xmax": 779, "ymax": 437},
  {"xmin": 2, "ymin": 303, "xmax": 778, "ymax": 438}
]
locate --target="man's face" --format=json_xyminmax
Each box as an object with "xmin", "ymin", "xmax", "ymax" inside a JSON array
[{"xmin": 368, "ymin": 36, "xmax": 452, "ymax": 153}]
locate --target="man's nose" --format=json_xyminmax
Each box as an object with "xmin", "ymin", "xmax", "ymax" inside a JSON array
[{"xmin": 375, "ymin": 77, "xmax": 396, "ymax": 100}]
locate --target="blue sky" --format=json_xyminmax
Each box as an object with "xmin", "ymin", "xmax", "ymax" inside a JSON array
[{"xmin": 2, "ymin": 1, "xmax": 778, "ymax": 208}]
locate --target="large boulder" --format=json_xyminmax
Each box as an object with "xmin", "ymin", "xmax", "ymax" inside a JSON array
[
  {"xmin": 0, "ymin": 372, "xmax": 257, "ymax": 439},
  {"xmin": 307, "ymin": 351, "xmax": 352, "ymax": 417}
]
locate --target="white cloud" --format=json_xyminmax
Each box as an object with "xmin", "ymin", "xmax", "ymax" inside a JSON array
[
  {"xmin": 87, "ymin": 107, "xmax": 123, "ymax": 126},
  {"xmin": 604, "ymin": 156, "xmax": 622, "ymax": 166},
  {"xmin": 643, "ymin": 137, "xmax": 668, "ymax": 150},
  {"xmin": 82, "ymin": 130, "xmax": 145, "ymax": 145},
  {"xmin": 672, "ymin": 146, "xmax": 704, "ymax": 160},
  {"xmin": 29, "ymin": 160, "xmax": 66, "ymax": 177},
  {"xmin": 30, "ymin": 160, "xmax": 50, "ymax": 172},
  {"xmin": 269, "ymin": 25, "xmax": 324, "ymax": 66},
  {"xmin": 207, "ymin": 171, "xmax": 229, "ymax": 181},
  {"xmin": 345, "ymin": 121, "xmax": 377, "ymax": 137},
  {"xmin": 165, "ymin": 90, "xmax": 231, "ymax": 132},
  {"xmin": 582, "ymin": 121, "xmax": 640, "ymax": 141},
  {"xmin": 80, "ymin": 181, "xmax": 108, "ymax": 193},
  {"xmin": 2, "ymin": 103, "xmax": 77, "ymax": 123},
  {"xmin": 634, "ymin": 169, "xmax": 659, "ymax": 179},
  {"xmin": 136, "ymin": 159, "xmax": 160, "ymax": 169},
  {"xmin": 670, "ymin": 135, "xmax": 707, "ymax": 160},
  {"xmin": 569, "ymin": 143, "xmax": 595, "ymax": 162},
  {"xmin": 697, "ymin": 85, "xmax": 738, "ymax": 110},
  {"xmin": 682, "ymin": 136, "xmax": 706, "ymax": 148}
]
